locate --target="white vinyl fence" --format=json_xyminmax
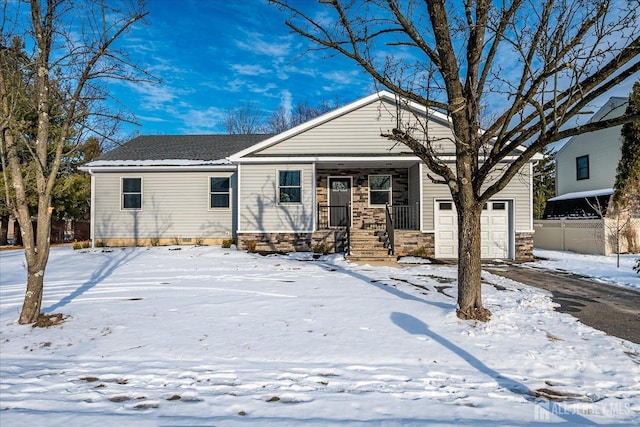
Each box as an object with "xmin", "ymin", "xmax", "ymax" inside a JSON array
[{"xmin": 533, "ymin": 218, "xmax": 640, "ymax": 256}]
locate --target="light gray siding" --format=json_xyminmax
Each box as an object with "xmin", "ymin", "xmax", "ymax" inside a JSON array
[
  {"xmin": 421, "ymin": 177, "xmax": 453, "ymax": 232},
  {"xmin": 421, "ymin": 163, "xmax": 533, "ymax": 232},
  {"xmin": 254, "ymin": 98, "xmax": 456, "ymax": 156},
  {"xmin": 92, "ymin": 170, "xmax": 236, "ymax": 240},
  {"xmin": 484, "ymin": 163, "xmax": 533, "ymax": 231},
  {"xmin": 238, "ymin": 163, "xmax": 315, "ymax": 232},
  {"xmin": 408, "ymin": 163, "xmax": 421, "ymax": 204}
]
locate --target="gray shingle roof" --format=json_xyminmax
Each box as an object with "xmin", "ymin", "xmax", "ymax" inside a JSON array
[{"xmin": 97, "ymin": 134, "xmax": 273, "ymax": 162}]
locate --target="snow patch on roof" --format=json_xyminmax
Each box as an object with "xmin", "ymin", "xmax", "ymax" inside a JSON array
[
  {"xmin": 549, "ymin": 188, "xmax": 613, "ymax": 202},
  {"xmin": 85, "ymin": 159, "xmax": 233, "ymax": 167}
]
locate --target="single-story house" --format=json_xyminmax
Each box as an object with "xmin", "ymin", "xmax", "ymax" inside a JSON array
[{"xmin": 81, "ymin": 91, "xmax": 536, "ymax": 261}]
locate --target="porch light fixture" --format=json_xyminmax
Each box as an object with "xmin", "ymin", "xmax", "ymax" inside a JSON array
[{"xmin": 357, "ymin": 178, "xmax": 364, "ymax": 188}]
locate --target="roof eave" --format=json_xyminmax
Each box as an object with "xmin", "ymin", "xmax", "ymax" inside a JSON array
[{"xmin": 79, "ymin": 163, "xmax": 237, "ymax": 173}]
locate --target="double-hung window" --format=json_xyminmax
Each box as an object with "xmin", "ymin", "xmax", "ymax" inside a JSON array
[
  {"xmin": 369, "ymin": 175, "xmax": 391, "ymax": 205},
  {"xmin": 210, "ymin": 177, "xmax": 230, "ymax": 208},
  {"xmin": 122, "ymin": 178, "xmax": 142, "ymax": 210},
  {"xmin": 278, "ymin": 170, "xmax": 301, "ymax": 204},
  {"xmin": 576, "ymin": 155, "xmax": 589, "ymax": 180}
]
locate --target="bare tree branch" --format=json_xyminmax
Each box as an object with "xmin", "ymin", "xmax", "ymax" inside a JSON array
[
  {"xmin": 272, "ymin": 0, "xmax": 640, "ymax": 321},
  {"xmin": 1, "ymin": 0, "xmax": 158, "ymax": 324}
]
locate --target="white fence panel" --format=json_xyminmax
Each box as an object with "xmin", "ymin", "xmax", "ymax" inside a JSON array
[{"xmin": 533, "ymin": 219, "xmax": 608, "ymax": 255}]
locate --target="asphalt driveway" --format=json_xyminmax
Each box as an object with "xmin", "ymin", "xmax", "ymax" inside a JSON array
[{"xmin": 484, "ymin": 263, "xmax": 640, "ymax": 344}]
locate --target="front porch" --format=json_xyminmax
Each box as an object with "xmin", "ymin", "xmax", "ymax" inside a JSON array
[
  {"xmin": 235, "ymin": 163, "xmax": 435, "ymax": 260},
  {"xmin": 316, "ymin": 203, "xmax": 431, "ymax": 261},
  {"xmin": 314, "ymin": 166, "xmax": 430, "ymax": 260}
]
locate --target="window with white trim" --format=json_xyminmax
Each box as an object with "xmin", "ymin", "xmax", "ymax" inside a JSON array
[
  {"xmin": 122, "ymin": 178, "xmax": 142, "ymax": 210},
  {"xmin": 210, "ymin": 177, "xmax": 230, "ymax": 208},
  {"xmin": 278, "ymin": 170, "xmax": 301, "ymax": 204},
  {"xmin": 369, "ymin": 175, "xmax": 391, "ymax": 205}
]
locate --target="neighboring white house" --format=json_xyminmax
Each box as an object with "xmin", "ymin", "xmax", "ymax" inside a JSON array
[
  {"xmin": 552, "ymin": 96, "xmax": 628, "ymax": 213},
  {"xmin": 81, "ymin": 91, "xmax": 538, "ymax": 261},
  {"xmin": 535, "ymin": 96, "xmax": 639, "ymax": 255}
]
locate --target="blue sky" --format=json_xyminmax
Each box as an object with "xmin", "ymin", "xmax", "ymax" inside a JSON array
[
  {"xmin": 110, "ymin": 0, "xmax": 374, "ymax": 138},
  {"xmin": 106, "ymin": 0, "xmax": 637, "ymax": 141}
]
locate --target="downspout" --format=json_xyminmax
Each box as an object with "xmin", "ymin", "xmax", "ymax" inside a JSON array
[{"xmin": 89, "ymin": 169, "xmax": 95, "ymax": 248}]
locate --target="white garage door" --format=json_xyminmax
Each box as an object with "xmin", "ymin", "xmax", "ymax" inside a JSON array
[{"xmin": 435, "ymin": 201, "xmax": 510, "ymax": 259}]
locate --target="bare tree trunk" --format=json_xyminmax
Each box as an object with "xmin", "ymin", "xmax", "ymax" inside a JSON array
[
  {"xmin": 1, "ymin": 0, "xmax": 151, "ymax": 324},
  {"xmin": 19, "ymin": 258, "xmax": 46, "ymax": 324},
  {"xmin": 456, "ymin": 202, "xmax": 491, "ymax": 321},
  {"xmin": 18, "ymin": 201, "xmax": 53, "ymax": 323},
  {"xmin": 0, "ymin": 215, "xmax": 8, "ymax": 245},
  {"xmin": 13, "ymin": 219, "xmax": 22, "ymax": 247}
]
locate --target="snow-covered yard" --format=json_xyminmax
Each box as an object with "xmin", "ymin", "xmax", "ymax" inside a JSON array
[
  {"xmin": 531, "ymin": 249, "xmax": 640, "ymax": 291},
  {"xmin": 1, "ymin": 245, "xmax": 639, "ymax": 426}
]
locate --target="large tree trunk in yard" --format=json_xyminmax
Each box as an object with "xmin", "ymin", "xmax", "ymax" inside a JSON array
[
  {"xmin": 456, "ymin": 203, "xmax": 491, "ymax": 321},
  {"xmin": 19, "ymin": 264, "xmax": 46, "ymax": 324},
  {"xmin": 17, "ymin": 203, "xmax": 52, "ymax": 325}
]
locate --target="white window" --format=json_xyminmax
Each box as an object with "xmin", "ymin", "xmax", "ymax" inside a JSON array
[
  {"xmin": 278, "ymin": 170, "xmax": 302, "ymax": 204},
  {"xmin": 210, "ymin": 177, "xmax": 230, "ymax": 208},
  {"xmin": 369, "ymin": 175, "xmax": 391, "ymax": 205},
  {"xmin": 122, "ymin": 178, "xmax": 142, "ymax": 210}
]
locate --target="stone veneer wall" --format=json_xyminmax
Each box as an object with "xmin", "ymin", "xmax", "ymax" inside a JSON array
[
  {"xmin": 393, "ymin": 231, "xmax": 533, "ymax": 260},
  {"xmin": 392, "ymin": 231, "xmax": 435, "ymax": 257},
  {"xmin": 316, "ymin": 168, "xmax": 409, "ymax": 229},
  {"xmin": 237, "ymin": 230, "xmax": 533, "ymax": 261},
  {"xmin": 237, "ymin": 231, "xmax": 347, "ymax": 253},
  {"xmin": 515, "ymin": 231, "xmax": 534, "ymax": 261}
]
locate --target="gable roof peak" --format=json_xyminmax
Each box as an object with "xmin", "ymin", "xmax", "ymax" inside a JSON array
[{"xmin": 229, "ymin": 90, "xmax": 451, "ymax": 161}]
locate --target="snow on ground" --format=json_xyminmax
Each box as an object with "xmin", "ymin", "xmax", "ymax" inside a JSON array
[
  {"xmin": 532, "ymin": 249, "xmax": 640, "ymax": 291},
  {"xmin": 1, "ymin": 245, "xmax": 639, "ymax": 426}
]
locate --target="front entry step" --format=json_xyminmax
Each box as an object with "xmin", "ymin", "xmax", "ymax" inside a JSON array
[
  {"xmin": 348, "ymin": 229, "xmax": 392, "ymax": 260},
  {"xmin": 345, "ymin": 255, "xmax": 398, "ymax": 263},
  {"xmin": 349, "ymin": 248, "xmax": 390, "ymax": 257}
]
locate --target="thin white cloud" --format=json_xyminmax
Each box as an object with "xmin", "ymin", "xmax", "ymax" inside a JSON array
[
  {"xmin": 224, "ymin": 78, "xmax": 249, "ymax": 93},
  {"xmin": 135, "ymin": 114, "xmax": 167, "ymax": 123},
  {"xmin": 177, "ymin": 106, "xmax": 227, "ymax": 134},
  {"xmin": 276, "ymin": 64, "xmax": 318, "ymax": 81},
  {"xmin": 126, "ymin": 81, "xmax": 182, "ymax": 110},
  {"xmin": 312, "ymin": 9, "xmax": 335, "ymax": 27},
  {"xmin": 234, "ymin": 29, "xmax": 292, "ymax": 59},
  {"xmin": 248, "ymin": 82, "xmax": 278, "ymax": 94},
  {"xmin": 231, "ymin": 64, "xmax": 270, "ymax": 76},
  {"xmin": 280, "ymin": 90, "xmax": 293, "ymax": 119},
  {"xmin": 321, "ymin": 70, "xmax": 362, "ymax": 86}
]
